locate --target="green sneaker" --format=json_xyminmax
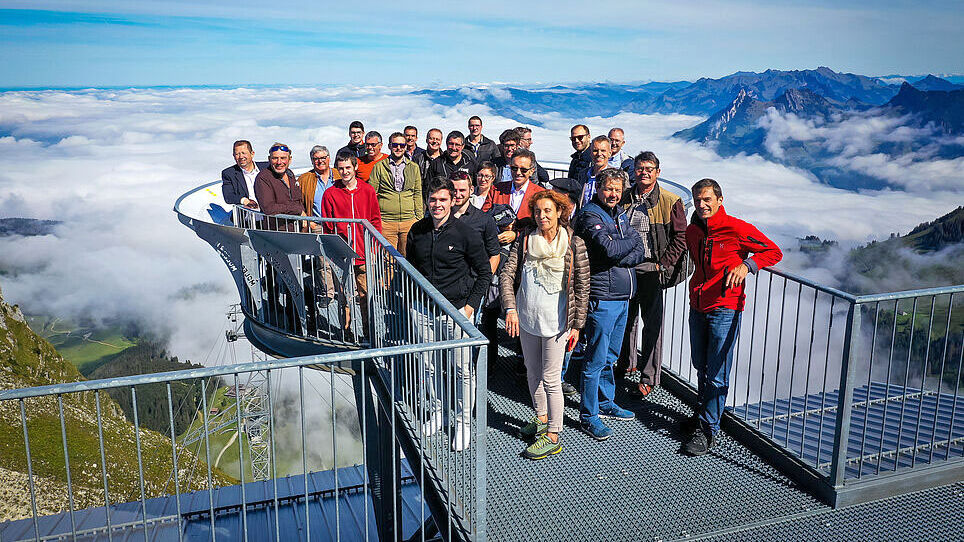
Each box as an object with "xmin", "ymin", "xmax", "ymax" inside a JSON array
[
  {"xmin": 523, "ymin": 434, "xmax": 561, "ymax": 460},
  {"xmin": 518, "ymin": 417, "xmax": 548, "ymax": 440}
]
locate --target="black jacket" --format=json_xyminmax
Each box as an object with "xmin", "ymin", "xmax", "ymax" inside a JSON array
[
  {"xmin": 406, "ymin": 216, "xmax": 492, "ymax": 310},
  {"xmin": 221, "ymin": 161, "xmax": 268, "ymax": 204},
  {"xmin": 426, "ymin": 151, "xmax": 477, "ymax": 182},
  {"xmin": 456, "ymin": 205, "xmax": 501, "ymax": 259},
  {"xmin": 336, "ymin": 142, "xmax": 364, "ymax": 159},
  {"xmin": 466, "ymin": 135, "xmax": 499, "ymax": 163},
  {"xmin": 568, "ymin": 148, "xmax": 591, "ymax": 179},
  {"xmin": 415, "ymin": 151, "xmax": 442, "ymax": 187},
  {"xmin": 574, "ymin": 199, "xmax": 646, "ymax": 301}
]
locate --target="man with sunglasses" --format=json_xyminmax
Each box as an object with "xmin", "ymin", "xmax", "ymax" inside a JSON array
[
  {"xmin": 253, "ymin": 142, "xmax": 307, "ymax": 231},
  {"xmin": 337, "ymin": 121, "xmax": 366, "ymax": 158},
  {"xmin": 369, "ymin": 132, "xmax": 423, "ymax": 256},
  {"xmin": 568, "ymin": 124, "xmax": 592, "ymax": 179},
  {"xmin": 482, "ymin": 148, "xmax": 545, "ymax": 245},
  {"xmin": 356, "ymin": 131, "xmax": 388, "ymax": 185}
]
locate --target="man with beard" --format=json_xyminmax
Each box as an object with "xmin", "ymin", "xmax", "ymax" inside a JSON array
[
  {"xmin": 370, "ymin": 132, "xmax": 423, "ymax": 256},
  {"xmin": 427, "ymin": 130, "xmax": 476, "ymax": 181}
]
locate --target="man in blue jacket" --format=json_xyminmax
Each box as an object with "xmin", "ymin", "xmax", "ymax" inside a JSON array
[{"xmin": 574, "ymin": 168, "xmax": 647, "ymax": 440}]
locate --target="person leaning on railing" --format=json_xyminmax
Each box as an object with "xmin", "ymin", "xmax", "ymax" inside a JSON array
[
  {"xmin": 500, "ymin": 190, "xmax": 589, "ymax": 460},
  {"xmin": 682, "ymin": 178, "xmax": 783, "ymax": 456},
  {"xmin": 253, "ymin": 142, "xmax": 307, "ymax": 232}
]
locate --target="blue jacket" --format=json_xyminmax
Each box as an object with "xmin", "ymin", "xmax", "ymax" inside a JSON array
[
  {"xmin": 574, "ymin": 199, "xmax": 646, "ymax": 301},
  {"xmin": 221, "ymin": 161, "xmax": 268, "ymax": 204}
]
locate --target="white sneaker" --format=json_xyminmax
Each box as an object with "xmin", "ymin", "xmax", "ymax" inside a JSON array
[
  {"xmin": 452, "ymin": 422, "xmax": 471, "ymax": 451},
  {"xmin": 422, "ymin": 410, "xmax": 443, "ymax": 437}
]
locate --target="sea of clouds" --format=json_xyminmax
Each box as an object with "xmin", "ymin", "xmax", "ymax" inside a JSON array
[{"xmin": 0, "ymin": 85, "xmax": 961, "ymax": 364}]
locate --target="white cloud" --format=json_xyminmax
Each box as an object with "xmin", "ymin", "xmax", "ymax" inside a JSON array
[{"xmin": 0, "ymin": 86, "xmax": 960, "ymax": 364}]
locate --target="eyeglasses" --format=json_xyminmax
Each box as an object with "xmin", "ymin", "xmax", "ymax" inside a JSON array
[
  {"xmin": 269, "ymin": 145, "xmax": 290, "ymax": 153},
  {"xmin": 312, "ymin": 155, "xmax": 329, "ymax": 161},
  {"xmin": 510, "ymin": 166, "xmax": 532, "ymax": 174},
  {"xmin": 570, "ymin": 134, "xmax": 588, "ymax": 141},
  {"xmin": 364, "ymin": 142, "xmax": 380, "ymax": 147},
  {"xmin": 477, "ymin": 174, "xmax": 495, "ymax": 181},
  {"xmin": 389, "ymin": 142, "xmax": 407, "ymax": 149},
  {"xmin": 636, "ymin": 166, "xmax": 658, "ymax": 173},
  {"xmin": 349, "ymin": 130, "xmax": 364, "ymax": 135}
]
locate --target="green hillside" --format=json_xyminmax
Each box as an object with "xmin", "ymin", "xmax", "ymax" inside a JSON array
[
  {"xmin": 26, "ymin": 315, "xmax": 137, "ymax": 374},
  {"xmin": 0, "ymin": 283, "xmax": 234, "ymax": 522}
]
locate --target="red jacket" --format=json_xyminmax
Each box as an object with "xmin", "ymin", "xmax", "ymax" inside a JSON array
[
  {"xmin": 356, "ymin": 153, "xmax": 387, "ymax": 185},
  {"xmin": 320, "ymin": 179, "xmax": 382, "ymax": 265},
  {"xmin": 481, "ymin": 180, "xmax": 544, "ymax": 220},
  {"xmin": 686, "ymin": 206, "xmax": 782, "ymax": 312}
]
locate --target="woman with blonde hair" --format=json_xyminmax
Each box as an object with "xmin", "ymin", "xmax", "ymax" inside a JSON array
[{"xmin": 500, "ymin": 190, "xmax": 590, "ymax": 459}]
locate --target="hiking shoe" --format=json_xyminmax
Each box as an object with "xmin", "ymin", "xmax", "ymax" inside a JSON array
[
  {"xmin": 580, "ymin": 418, "xmax": 613, "ymax": 441},
  {"xmin": 629, "ymin": 383, "xmax": 654, "ymax": 398},
  {"xmin": 519, "ymin": 417, "xmax": 549, "ymax": 440},
  {"xmin": 522, "ymin": 434, "xmax": 562, "ymax": 460},
  {"xmin": 599, "ymin": 405, "xmax": 635, "ymax": 421},
  {"xmin": 683, "ymin": 430, "xmax": 717, "ymax": 456},
  {"xmin": 562, "ymin": 382, "xmax": 579, "ymax": 400},
  {"xmin": 680, "ymin": 414, "xmax": 701, "ymax": 435}
]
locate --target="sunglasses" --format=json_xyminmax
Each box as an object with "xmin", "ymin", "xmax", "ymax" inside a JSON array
[
  {"xmin": 510, "ymin": 166, "xmax": 532, "ymax": 174},
  {"xmin": 570, "ymin": 134, "xmax": 588, "ymax": 141},
  {"xmin": 269, "ymin": 145, "xmax": 290, "ymax": 153},
  {"xmin": 389, "ymin": 142, "xmax": 407, "ymax": 149}
]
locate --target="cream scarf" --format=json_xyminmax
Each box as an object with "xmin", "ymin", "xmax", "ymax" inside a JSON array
[{"xmin": 524, "ymin": 228, "xmax": 568, "ymax": 294}]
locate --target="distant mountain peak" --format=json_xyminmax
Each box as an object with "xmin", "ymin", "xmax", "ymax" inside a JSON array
[{"xmin": 910, "ymin": 75, "xmax": 961, "ymax": 92}]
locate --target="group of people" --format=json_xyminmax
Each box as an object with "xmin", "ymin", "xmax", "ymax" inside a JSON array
[{"xmin": 220, "ymin": 117, "xmax": 783, "ymax": 458}]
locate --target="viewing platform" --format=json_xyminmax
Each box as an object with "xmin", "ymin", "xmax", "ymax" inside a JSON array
[{"xmin": 0, "ymin": 165, "xmax": 961, "ymax": 541}]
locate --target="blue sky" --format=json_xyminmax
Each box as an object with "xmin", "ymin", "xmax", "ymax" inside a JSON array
[{"xmin": 0, "ymin": 1, "xmax": 962, "ymax": 88}]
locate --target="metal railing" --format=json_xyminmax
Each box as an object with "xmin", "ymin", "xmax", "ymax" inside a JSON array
[
  {"xmin": 1, "ymin": 206, "xmax": 489, "ymax": 540},
  {"xmin": 660, "ymin": 266, "xmax": 964, "ymax": 505}
]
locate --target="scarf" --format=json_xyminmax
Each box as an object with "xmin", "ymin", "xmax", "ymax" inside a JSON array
[{"xmin": 524, "ymin": 228, "xmax": 568, "ymax": 294}]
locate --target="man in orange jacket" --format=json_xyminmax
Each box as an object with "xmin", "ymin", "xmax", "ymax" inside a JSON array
[{"xmin": 683, "ymin": 178, "xmax": 783, "ymax": 456}]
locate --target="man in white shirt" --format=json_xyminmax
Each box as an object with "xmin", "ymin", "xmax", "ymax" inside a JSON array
[{"xmin": 221, "ymin": 140, "xmax": 267, "ymax": 208}]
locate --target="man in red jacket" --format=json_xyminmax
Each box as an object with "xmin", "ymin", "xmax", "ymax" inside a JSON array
[
  {"xmin": 322, "ymin": 152, "xmax": 383, "ymax": 334},
  {"xmin": 683, "ymin": 178, "xmax": 783, "ymax": 456}
]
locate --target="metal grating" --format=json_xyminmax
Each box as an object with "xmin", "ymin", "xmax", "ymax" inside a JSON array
[{"xmin": 735, "ymin": 381, "xmax": 964, "ymax": 478}]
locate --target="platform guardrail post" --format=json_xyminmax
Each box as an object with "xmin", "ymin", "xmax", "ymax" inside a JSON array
[{"xmin": 830, "ymin": 301, "xmax": 861, "ymax": 487}]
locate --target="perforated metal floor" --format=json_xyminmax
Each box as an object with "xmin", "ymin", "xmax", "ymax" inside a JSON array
[{"xmin": 483, "ymin": 341, "xmax": 964, "ymax": 541}]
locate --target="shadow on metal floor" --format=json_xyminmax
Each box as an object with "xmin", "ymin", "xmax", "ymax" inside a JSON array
[{"xmin": 481, "ymin": 344, "xmax": 964, "ymax": 542}]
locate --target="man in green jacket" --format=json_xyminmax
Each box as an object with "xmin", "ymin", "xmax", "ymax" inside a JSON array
[{"xmin": 370, "ymin": 132, "xmax": 423, "ymax": 257}]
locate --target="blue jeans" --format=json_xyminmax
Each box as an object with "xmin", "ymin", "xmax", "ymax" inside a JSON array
[
  {"xmin": 689, "ymin": 308, "xmax": 742, "ymax": 436},
  {"xmin": 580, "ymin": 299, "xmax": 629, "ymax": 424}
]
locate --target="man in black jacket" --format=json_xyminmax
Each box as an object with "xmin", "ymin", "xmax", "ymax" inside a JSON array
[
  {"xmin": 336, "ymin": 120, "xmax": 366, "ymax": 158},
  {"xmin": 465, "ymin": 116, "xmax": 499, "ymax": 163},
  {"xmin": 406, "ymin": 178, "xmax": 492, "ymax": 452},
  {"xmin": 568, "ymin": 124, "xmax": 592, "ymax": 179},
  {"xmin": 427, "ymin": 131, "xmax": 477, "ymax": 181},
  {"xmin": 221, "ymin": 139, "xmax": 268, "ymax": 208}
]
